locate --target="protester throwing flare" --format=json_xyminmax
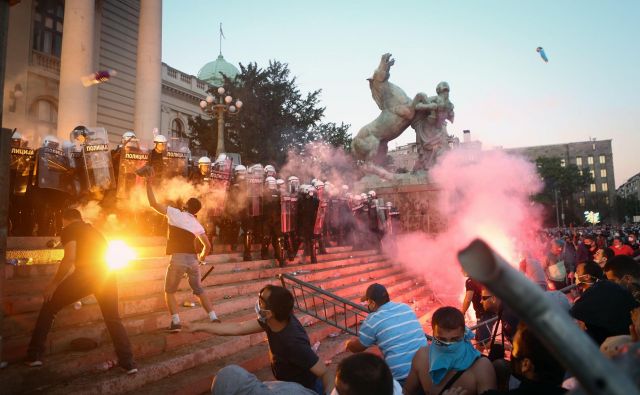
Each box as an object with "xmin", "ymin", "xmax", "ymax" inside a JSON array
[
  {"xmin": 145, "ymin": 177, "xmax": 220, "ymax": 332},
  {"xmin": 26, "ymin": 209, "xmax": 137, "ymax": 374}
]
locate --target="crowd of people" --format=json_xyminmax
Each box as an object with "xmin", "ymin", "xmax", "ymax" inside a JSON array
[
  {"xmin": 12, "ymin": 128, "xmax": 640, "ymax": 394},
  {"xmin": 8, "ymin": 128, "xmax": 400, "ymax": 266}
]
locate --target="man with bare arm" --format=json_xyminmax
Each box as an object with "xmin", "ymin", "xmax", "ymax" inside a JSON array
[
  {"xmin": 146, "ymin": 178, "xmax": 219, "ymax": 332},
  {"xmin": 404, "ymin": 307, "xmax": 496, "ymax": 395}
]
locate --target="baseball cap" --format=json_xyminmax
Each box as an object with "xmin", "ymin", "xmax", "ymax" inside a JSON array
[{"xmin": 361, "ymin": 283, "xmax": 390, "ymax": 305}]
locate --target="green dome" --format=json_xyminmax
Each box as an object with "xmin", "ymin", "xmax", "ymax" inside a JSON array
[{"xmin": 196, "ymin": 54, "xmax": 240, "ymax": 86}]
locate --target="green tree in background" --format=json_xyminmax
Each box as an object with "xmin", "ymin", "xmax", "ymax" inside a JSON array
[
  {"xmin": 188, "ymin": 61, "xmax": 351, "ymax": 166},
  {"xmin": 534, "ymin": 157, "xmax": 593, "ymax": 225}
]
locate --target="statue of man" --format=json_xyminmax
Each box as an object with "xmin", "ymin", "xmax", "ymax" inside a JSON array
[{"xmin": 411, "ymin": 82, "xmax": 455, "ymax": 172}]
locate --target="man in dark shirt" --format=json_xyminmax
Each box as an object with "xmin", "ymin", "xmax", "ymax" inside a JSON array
[
  {"xmin": 190, "ymin": 285, "xmax": 333, "ymax": 394},
  {"xmin": 483, "ymin": 323, "xmax": 567, "ymax": 395},
  {"xmin": 462, "ymin": 276, "xmax": 495, "ymax": 347},
  {"xmin": 26, "ymin": 208, "xmax": 137, "ymax": 373}
]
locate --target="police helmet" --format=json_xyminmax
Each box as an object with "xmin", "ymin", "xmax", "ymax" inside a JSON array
[
  {"xmin": 265, "ymin": 176, "xmax": 277, "ymax": 189},
  {"xmin": 43, "ymin": 135, "xmax": 60, "ymax": 148},
  {"xmin": 153, "ymin": 134, "xmax": 168, "ymax": 144},
  {"xmin": 122, "ymin": 131, "xmax": 136, "ymax": 140},
  {"xmin": 198, "ymin": 156, "xmax": 212, "ymax": 165}
]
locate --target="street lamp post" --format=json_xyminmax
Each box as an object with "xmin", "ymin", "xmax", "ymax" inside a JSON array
[{"xmin": 199, "ymin": 86, "xmax": 243, "ymax": 156}]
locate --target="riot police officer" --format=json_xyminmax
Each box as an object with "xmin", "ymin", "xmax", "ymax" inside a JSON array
[
  {"xmin": 284, "ymin": 176, "xmax": 300, "ymax": 261},
  {"xmin": 295, "ymin": 184, "xmax": 319, "ymax": 263},
  {"xmin": 229, "ymin": 164, "xmax": 251, "ymax": 260},
  {"xmin": 190, "ymin": 156, "xmax": 212, "ymax": 183},
  {"xmin": 9, "ymin": 131, "xmax": 34, "ymax": 235},
  {"xmin": 261, "ymin": 176, "xmax": 286, "ymax": 267},
  {"xmin": 29, "ymin": 135, "xmax": 73, "ymax": 236}
]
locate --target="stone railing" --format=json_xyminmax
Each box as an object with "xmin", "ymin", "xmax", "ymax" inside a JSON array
[
  {"xmin": 30, "ymin": 50, "xmax": 61, "ymax": 73},
  {"xmin": 162, "ymin": 63, "xmax": 210, "ymax": 96}
]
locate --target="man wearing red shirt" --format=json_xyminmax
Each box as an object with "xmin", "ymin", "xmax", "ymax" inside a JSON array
[{"xmin": 612, "ymin": 236, "xmax": 634, "ymax": 256}]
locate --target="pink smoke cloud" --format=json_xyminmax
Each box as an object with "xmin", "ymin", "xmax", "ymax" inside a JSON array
[{"xmin": 387, "ymin": 148, "xmax": 544, "ymax": 306}]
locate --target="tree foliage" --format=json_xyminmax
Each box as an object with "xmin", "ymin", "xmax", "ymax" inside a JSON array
[
  {"xmin": 534, "ymin": 156, "xmax": 593, "ymax": 225},
  {"xmin": 188, "ymin": 61, "xmax": 351, "ymax": 166}
]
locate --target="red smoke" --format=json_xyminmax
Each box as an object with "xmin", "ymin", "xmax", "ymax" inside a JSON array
[{"xmin": 387, "ymin": 148, "xmax": 544, "ymax": 306}]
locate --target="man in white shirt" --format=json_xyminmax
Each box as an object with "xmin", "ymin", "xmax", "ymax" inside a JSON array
[{"xmin": 146, "ymin": 178, "xmax": 219, "ymax": 332}]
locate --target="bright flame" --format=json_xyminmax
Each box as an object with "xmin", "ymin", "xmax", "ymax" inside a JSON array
[{"xmin": 106, "ymin": 240, "xmax": 136, "ymax": 270}]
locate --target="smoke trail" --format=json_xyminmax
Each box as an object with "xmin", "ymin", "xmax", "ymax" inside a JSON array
[
  {"xmin": 280, "ymin": 141, "xmax": 360, "ymax": 187},
  {"xmin": 387, "ymin": 148, "xmax": 544, "ymax": 305}
]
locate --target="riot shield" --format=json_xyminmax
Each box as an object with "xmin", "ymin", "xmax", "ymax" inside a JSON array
[
  {"xmin": 210, "ymin": 158, "xmax": 233, "ymax": 217},
  {"xmin": 75, "ymin": 127, "xmax": 115, "ymax": 194},
  {"xmin": 116, "ymin": 142, "xmax": 149, "ymax": 199},
  {"xmin": 281, "ymin": 194, "xmax": 292, "ymax": 233},
  {"xmin": 33, "ymin": 146, "xmax": 73, "ymax": 195},
  {"xmin": 247, "ymin": 169, "xmax": 264, "ymax": 217},
  {"xmin": 313, "ymin": 192, "xmax": 328, "ymax": 236},
  {"xmin": 164, "ymin": 137, "xmax": 189, "ymax": 178},
  {"xmin": 10, "ymin": 145, "xmax": 35, "ymax": 196}
]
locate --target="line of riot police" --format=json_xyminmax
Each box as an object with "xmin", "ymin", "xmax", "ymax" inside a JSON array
[
  {"xmin": 7, "ymin": 126, "xmax": 191, "ymax": 237},
  {"xmin": 187, "ymin": 159, "xmax": 405, "ymax": 267},
  {"xmin": 8, "ymin": 127, "xmax": 404, "ymax": 260}
]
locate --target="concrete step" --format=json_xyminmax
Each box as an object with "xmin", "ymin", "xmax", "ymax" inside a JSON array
[
  {"xmin": 3, "ymin": 246, "xmax": 362, "ymax": 281},
  {"xmin": 0, "ymin": 278, "xmax": 434, "ymax": 394},
  {"xmin": 2, "ymin": 250, "xmax": 380, "ymax": 315},
  {"xmin": 2, "ymin": 259, "xmax": 397, "ymax": 361}
]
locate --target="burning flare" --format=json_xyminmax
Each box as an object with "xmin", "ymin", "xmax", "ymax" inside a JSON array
[{"xmin": 105, "ymin": 240, "xmax": 136, "ymax": 270}]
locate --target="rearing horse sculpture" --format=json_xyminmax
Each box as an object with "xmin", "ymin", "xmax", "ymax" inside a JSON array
[{"xmin": 352, "ymin": 53, "xmax": 418, "ymax": 164}]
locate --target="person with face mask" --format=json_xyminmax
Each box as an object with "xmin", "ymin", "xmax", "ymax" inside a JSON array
[
  {"xmin": 345, "ymin": 284, "xmax": 427, "ymax": 387},
  {"xmin": 404, "ymin": 307, "xmax": 497, "ymax": 395},
  {"xmin": 482, "ymin": 323, "xmax": 567, "ymax": 395},
  {"xmin": 576, "ymin": 234, "xmax": 597, "ymax": 265},
  {"xmin": 611, "ymin": 236, "xmax": 634, "ymax": 256},
  {"xmin": 190, "ymin": 285, "xmax": 334, "ymax": 394}
]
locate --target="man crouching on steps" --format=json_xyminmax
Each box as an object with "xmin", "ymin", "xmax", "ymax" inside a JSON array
[{"xmin": 146, "ymin": 177, "xmax": 220, "ymax": 332}]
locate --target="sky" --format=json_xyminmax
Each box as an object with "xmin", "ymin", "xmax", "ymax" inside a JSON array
[{"xmin": 162, "ymin": 0, "xmax": 640, "ymax": 188}]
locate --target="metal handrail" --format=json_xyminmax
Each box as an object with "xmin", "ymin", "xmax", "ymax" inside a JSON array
[{"xmin": 279, "ymin": 273, "xmax": 369, "ymax": 336}]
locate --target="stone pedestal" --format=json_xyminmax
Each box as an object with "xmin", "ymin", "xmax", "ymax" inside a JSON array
[{"xmin": 357, "ymin": 171, "xmax": 445, "ymax": 234}]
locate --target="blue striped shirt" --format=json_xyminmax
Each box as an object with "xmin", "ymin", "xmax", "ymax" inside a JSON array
[{"xmin": 358, "ymin": 301, "xmax": 427, "ymax": 380}]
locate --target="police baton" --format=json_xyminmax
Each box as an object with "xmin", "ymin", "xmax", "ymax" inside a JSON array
[{"xmin": 200, "ymin": 261, "xmax": 215, "ymax": 282}]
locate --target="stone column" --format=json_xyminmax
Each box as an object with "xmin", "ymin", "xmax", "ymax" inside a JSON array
[
  {"xmin": 134, "ymin": 0, "xmax": 162, "ymax": 142},
  {"xmin": 56, "ymin": 0, "xmax": 96, "ymax": 140}
]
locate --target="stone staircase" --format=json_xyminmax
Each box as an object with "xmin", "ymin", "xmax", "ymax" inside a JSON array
[{"xmin": 1, "ymin": 238, "xmax": 436, "ymax": 394}]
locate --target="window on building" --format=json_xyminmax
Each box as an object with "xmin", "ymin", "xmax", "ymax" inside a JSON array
[
  {"xmin": 579, "ymin": 197, "xmax": 585, "ymax": 206},
  {"xmin": 604, "ymin": 196, "xmax": 609, "ymax": 205},
  {"xmin": 32, "ymin": 0, "xmax": 65, "ymax": 58},
  {"xmin": 590, "ymin": 184, "xmax": 596, "ymax": 193},
  {"xmin": 599, "ymin": 155, "xmax": 606, "ymax": 164},
  {"xmin": 560, "ymin": 159, "xmax": 566, "ymax": 167},
  {"xmin": 589, "ymin": 170, "xmax": 595, "ymax": 179},
  {"xmin": 578, "ymin": 169, "xmax": 583, "ymax": 176},
  {"xmin": 587, "ymin": 156, "xmax": 594, "ymax": 165},
  {"xmin": 171, "ymin": 118, "xmax": 184, "ymax": 137},
  {"xmin": 602, "ymin": 183, "xmax": 608, "ymax": 192},
  {"xmin": 29, "ymin": 98, "xmax": 58, "ymax": 123},
  {"xmin": 600, "ymin": 169, "xmax": 607, "ymax": 178},
  {"xmin": 576, "ymin": 157, "xmax": 582, "ymax": 166}
]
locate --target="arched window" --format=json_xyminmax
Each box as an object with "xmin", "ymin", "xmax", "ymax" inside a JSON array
[
  {"xmin": 29, "ymin": 98, "xmax": 58, "ymax": 123},
  {"xmin": 171, "ymin": 118, "xmax": 184, "ymax": 137},
  {"xmin": 32, "ymin": 0, "xmax": 65, "ymax": 57}
]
